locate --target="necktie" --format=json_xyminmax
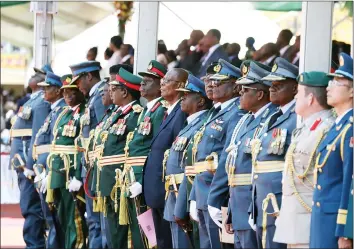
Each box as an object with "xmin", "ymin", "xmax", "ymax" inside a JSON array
[
  {"xmin": 163, "ymin": 111, "xmax": 168, "ymax": 121},
  {"xmin": 246, "ymin": 115, "xmax": 255, "ymax": 127},
  {"xmin": 268, "ymin": 109, "xmax": 283, "ymax": 128}
]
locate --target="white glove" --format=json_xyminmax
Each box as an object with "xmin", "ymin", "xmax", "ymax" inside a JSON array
[
  {"xmin": 23, "ymin": 168, "xmax": 35, "ymax": 178},
  {"xmin": 189, "ymin": 200, "xmax": 199, "ymax": 222},
  {"xmin": 129, "ymin": 182, "xmax": 142, "ymax": 198},
  {"xmin": 40, "ymin": 175, "xmax": 47, "ymax": 194},
  {"xmin": 248, "ymin": 214, "xmax": 257, "ymax": 231},
  {"xmin": 208, "ymin": 205, "xmax": 222, "ymax": 228},
  {"xmin": 68, "ymin": 177, "xmax": 82, "ymax": 192}
]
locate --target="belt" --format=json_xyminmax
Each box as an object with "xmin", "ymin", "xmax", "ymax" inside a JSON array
[
  {"xmin": 228, "ymin": 173, "xmax": 252, "ymax": 186},
  {"xmin": 125, "ymin": 156, "xmax": 147, "ymax": 166},
  {"xmin": 185, "ymin": 165, "xmax": 197, "ymax": 176},
  {"xmin": 254, "ymin": 161, "xmax": 284, "ymax": 173},
  {"xmin": 98, "ymin": 154, "xmax": 126, "ymax": 167},
  {"xmin": 10, "ymin": 129, "xmax": 32, "ymax": 138},
  {"xmin": 193, "ymin": 160, "xmax": 216, "ymax": 173},
  {"xmin": 51, "ymin": 145, "xmax": 78, "ymax": 154},
  {"xmin": 164, "ymin": 173, "xmax": 184, "ymax": 198},
  {"xmin": 34, "ymin": 144, "xmax": 50, "ymax": 155}
]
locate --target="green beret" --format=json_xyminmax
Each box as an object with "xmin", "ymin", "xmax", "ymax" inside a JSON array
[{"xmin": 297, "ymin": 71, "xmax": 331, "ymax": 87}]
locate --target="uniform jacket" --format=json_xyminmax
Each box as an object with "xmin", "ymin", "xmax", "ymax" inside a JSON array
[
  {"xmin": 250, "ymin": 102, "xmax": 297, "ymax": 227},
  {"xmin": 10, "ymin": 91, "xmax": 51, "ymax": 170},
  {"xmin": 209, "ymin": 103, "xmax": 278, "ymax": 230},
  {"xmin": 310, "ymin": 110, "xmax": 353, "ymax": 248},
  {"xmin": 344, "ymin": 180, "xmax": 353, "ymax": 239},
  {"xmin": 94, "ymin": 101, "xmax": 142, "ymax": 197},
  {"xmin": 274, "ymin": 109, "xmax": 334, "ymax": 244},
  {"xmin": 34, "ymin": 98, "xmax": 67, "ymax": 170},
  {"xmin": 143, "ymin": 101, "xmax": 187, "ymax": 209},
  {"xmin": 191, "ymin": 98, "xmax": 245, "ymax": 210},
  {"xmin": 48, "ymin": 103, "xmax": 86, "ymax": 189},
  {"xmin": 195, "ymin": 46, "xmax": 229, "ymax": 79},
  {"xmin": 125, "ymin": 98, "xmax": 167, "ymax": 185},
  {"xmin": 164, "ymin": 111, "xmax": 208, "ymax": 221}
]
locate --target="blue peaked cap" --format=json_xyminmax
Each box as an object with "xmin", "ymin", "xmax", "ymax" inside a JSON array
[
  {"xmin": 69, "ymin": 61, "xmax": 102, "ymax": 76},
  {"xmin": 210, "ymin": 59, "xmax": 241, "ymax": 80},
  {"xmin": 328, "ymin": 52, "xmax": 353, "ymax": 80},
  {"xmin": 176, "ymin": 73, "xmax": 207, "ymax": 97},
  {"xmin": 38, "ymin": 72, "xmax": 62, "ymax": 87},
  {"xmin": 34, "ymin": 64, "xmax": 53, "ymax": 75}
]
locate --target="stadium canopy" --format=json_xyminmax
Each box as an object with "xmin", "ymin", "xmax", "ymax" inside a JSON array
[{"xmin": 1, "ymin": 1, "xmax": 115, "ymax": 48}]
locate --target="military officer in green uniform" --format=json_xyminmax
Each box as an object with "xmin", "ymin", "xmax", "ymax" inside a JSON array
[
  {"xmin": 119, "ymin": 60, "xmax": 167, "ymax": 249},
  {"xmin": 93, "ymin": 67, "xmax": 143, "ymax": 248},
  {"xmin": 46, "ymin": 76, "xmax": 88, "ymax": 249}
]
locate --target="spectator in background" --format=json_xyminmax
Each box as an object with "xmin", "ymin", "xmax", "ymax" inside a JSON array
[
  {"xmin": 227, "ymin": 43, "xmax": 242, "ymax": 68},
  {"xmin": 222, "ymin": 42, "xmax": 229, "ymax": 51},
  {"xmin": 107, "ymin": 35, "xmax": 123, "ymax": 68},
  {"xmin": 291, "ymin": 35, "xmax": 301, "ymax": 67},
  {"xmin": 166, "ymin": 50, "xmax": 178, "ymax": 70},
  {"xmin": 120, "ymin": 44, "xmax": 133, "ymax": 67},
  {"xmin": 86, "ymin": 46, "xmax": 98, "ymax": 61},
  {"xmin": 177, "ymin": 30, "xmax": 204, "ymax": 72},
  {"xmin": 16, "ymin": 86, "xmax": 31, "ymax": 113},
  {"xmin": 187, "ymin": 30, "xmax": 204, "ymax": 50},
  {"xmin": 253, "ymin": 42, "xmax": 279, "ymax": 67},
  {"xmin": 195, "ymin": 29, "xmax": 228, "ymax": 78},
  {"xmin": 175, "ymin": 39, "xmax": 189, "ymax": 59},
  {"xmin": 244, "ymin": 37, "xmax": 256, "ymax": 60},
  {"xmin": 104, "ymin": 47, "xmax": 113, "ymax": 60},
  {"xmin": 157, "ymin": 40, "xmax": 168, "ymax": 67},
  {"xmin": 276, "ymin": 29, "xmax": 293, "ymax": 58}
]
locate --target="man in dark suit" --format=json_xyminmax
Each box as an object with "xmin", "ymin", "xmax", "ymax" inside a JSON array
[
  {"xmin": 143, "ymin": 68, "xmax": 189, "ymax": 248},
  {"xmin": 227, "ymin": 43, "xmax": 242, "ymax": 68},
  {"xmin": 253, "ymin": 43, "xmax": 279, "ymax": 67},
  {"xmin": 195, "ymin": 29, "xmax": 229, "ymax": 79}
]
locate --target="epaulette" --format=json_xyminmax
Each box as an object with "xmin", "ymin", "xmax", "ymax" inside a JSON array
[
  {"xmin": 132, "ymin": 104, "xmax": 143, "ymax": 113},
  {"xmin": 151, "ymin": 101, "xmax": 161, "ymax": 113}
]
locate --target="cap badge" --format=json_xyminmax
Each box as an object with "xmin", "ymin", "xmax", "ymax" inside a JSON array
[
  {"xmin": 272, "ymin": 64, "xmax": 278, "ymax": 72},
  {"xmin": 299, "ymin": 74, "xmax": 304, "ymax": 82},
  {"xmin": 242, "ymin": 65, "xmax": 249, "ymax": 76},
  {"xmin": 339, "ymin": 55, "xmax": 344, "ymax": 67},
  {"xmin": 148, "ymin": 63, "xmax": 153, "ymax": 70},
  {"xmin": 214, "ymin": 64, "xmax": 221, "ymax": 73},
  {"xmin": 65, "ymin": 77, "xmax": 72, "ymax": 84}
]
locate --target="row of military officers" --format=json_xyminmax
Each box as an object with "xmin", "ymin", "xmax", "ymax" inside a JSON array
[{"xmin": 9, "ymin": 52, "xmax": 353, "ymax": 249}]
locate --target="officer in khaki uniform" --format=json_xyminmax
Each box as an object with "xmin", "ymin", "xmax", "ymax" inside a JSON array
[
  {"xmin": 249, "ymin": 57, "xmax": 299, "ymax": 249},
  {"xmin": 93, "ymin": 68, "xmax": 143, "ymax": 249},
  {"xmin": 274, "ymin": 72, "xmax": 335, "ymax": 248},
  {"xmin": 46, "ymin": 77, "xmax": 88, "ymax": 249},
  {"xmin": 119, "ymin": 60, "xmax": 167, "ymax": 249},
  {"xmin": 164, "ymin": 73, "xmax": 211, "ymax": 248},
  {"xmin": 310, "ymin": 52, "xmax": 353, "ymax": 249}
]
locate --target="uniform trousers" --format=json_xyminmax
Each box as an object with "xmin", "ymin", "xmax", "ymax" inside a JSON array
[
  {"xmin": 152, "ymin": 208, "xmax": 173, "ymax": 248},
  {"xmin": 197, "ymin": 209, "xmax": 221, "ymax": 249},
  {"xmin": 234, "ymin": 229, "xmax": 258, "ymax": 249},
  {"xmin": 256, "ymin": 225, "xmax": 286, "ymax": 249}
]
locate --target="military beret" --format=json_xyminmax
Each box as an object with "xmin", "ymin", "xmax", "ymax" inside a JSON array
[
  {"xmin": 69, "ymin": 61, "xmax": 102, "ymax": 76},
  {"xmin": 138, "ymin": 60, "xmax": 167, "ymax": 79},
  {"xmin": 297, "ymin": 71, "xmax": 331, "ymax": 87},
  {"xmin": 38, "ymin": 72, "xmax": 62, "ymax": 88},
  {"xmin": 34, "ymin": 64, "xmax": 53, "ymax": 75},
  {"xmin": 60, "ymin": 74, "xmax": 78, "ymax": 89},
  {"xmin": 237, "ymin": 60, "xmax": 272, "ymax": 86},
  {"xmin": 210, "ymin": 59, "xmax": 241, "ymax": 80},
  {"xmin": 110, "ymin": 67, "xmax": 142, "ymax": 92},
  {"xmin": 262, "ymin": 57, "xmax": 299, "ymax": 81},
  {"xmin": 109, "ymin": 64, "xmax": 133, "ymax": 75},
  {"xmin": 176, "ymin": 73, "xmax": 207, "ymax": 97},
  {"xmin": 328, "ymin": 52, "xmax": 353, "ymax": 80}
]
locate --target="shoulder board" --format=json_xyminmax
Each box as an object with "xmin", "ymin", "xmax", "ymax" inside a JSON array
[
  {"xmin": 132, "ymin": 104, "xmax": 143, "ymax": 113},
  {"xmin": 151, "ymin": 101, "xmax": 161, "ymax": 113},
  {"xmin": 160, "ymin": 100, "xmax": 169, "ymax": 108}
]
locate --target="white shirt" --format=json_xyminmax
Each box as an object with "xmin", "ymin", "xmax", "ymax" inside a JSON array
[
  {"xmin": 89, "ymin": 81, "xmax": 101, "ymax": 97},
  {"xmin": 335, "ymin": 108, "xmax": 353, "ymax": 124},
  {"xmin": 187, "ymin": 110, "xmax": 208, "ymax": 124},
  {"xmin": 71, "ymin": 104, "xmax": 80, "ymax": 111},
  {"xmin": 106, "ymin": 51, "xmax": 121, "ymax": 69},
  {"xmin": 264, "ymin": 55, "xmax": 276, "ymax": 65},
  {"xmin": 280, "ymin": 99, "xmax": 296, "ymax": 114},
  {"xmin": 167, "ymin": 100, "xmax": 180, "ymax": 115},
  {"xmin": 202, "ymin": 44, "xmax": 221, "ymax": 66},
  {"xmin": 221, "ymin": 97, "xmax": 237, "ymax": 111},
  {"xmin": 168, "ymin": 61, "xmax": 179, "ymax": 70},
  {"xmin": 120, "ymin": 54, "xmax": 131, "ymax": 64},
  {"xmin": 146, "ymin": 97, "xmax": 161, "ymax": 113},
  {"xmin": 118, "ymin": 101, "xmax": 136, "ymax": 113},
  {"xmin": 214, "ymin": 102, "xmax": 221, "ymax": 109},
  {"xmin": 51, "ymin": 98, "xmax": 63, "ymax": 110},
  {"xmin": 279, "ymin": 45, "xmax": 291, "ymax": 57},
  {"xmin": 253, "ymin": 102, "xmax": 272, "ymax": 119},
  {"xmin": 292, "ymin": 51, "xmax": 300, "ymax": 64}
]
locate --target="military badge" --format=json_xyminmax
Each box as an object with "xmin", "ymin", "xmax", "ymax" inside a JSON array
[
  {"xmin": 132, "ymin": 104, "xmax": 143, "ymax": 113},
  {"xmin": 160, "ymin": 100, "xmax": 169, "ymax": 108},
  {"xmin": 339, "ymin": 55, "xmax": 344, "ymax": 66},
  {"xmin": 272, "ymin": 64, "xmax": 278, "ymax": 72},
  {"xmin": 148, "ymin": 63, "xmax": 153, "ymax": 70},
  {"xmin": 81, "ymin": 108, "xmax": 90, "ymax": 126},
  {"xmin": 20, "ymin": 106, "xmax": 32, "ymax": 120},
  {"xmin": 350, "ymin": 137, "xmax": 353, "ymax": 148},
  {"xmin": 242, "ymin": 65, "xmax": 249, "ymax": 76},
  {"xmin": 211, "ymin": 122, "xmax": 223, "ymax": 132},
  {"xmin": 214, "ymin": 64, "xmax": 221, "ymax": 73},
  {"xmin": 138, "ymin": 116, "xmax": 151, "ymax": 135},
  {"xmin": 65, "ymin": 77, "xmax": 72, "ymax": 84},
  {"xmin": 299, "ymin": 74, "xmax": 304, "ymax": 83},
  {"xmin": 41, "ymin": 119, "xmax": 50, "ymax": 133},
  {"xmin": 116, "ymin": 119, "xmax": 127, "ymax": 135}
]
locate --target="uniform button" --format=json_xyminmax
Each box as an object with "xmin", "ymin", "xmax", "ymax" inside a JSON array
[
  {"xmin": 318, "ymin": 168, "xmax": 322, "ymax": 173},
  {"xmin": 264, "ymin": 133, "xmax": 267, "ymax": 137},
  {"xmin": 316, "ymin": 202, "xmax": 320, "ymax": 207},
  {"xmin": 260, "ymin": 147, "xmax": 262, "ymax": 151},
  {"xmin": 185, "ymin": 157, "xmax": 188, "ymax": 159},
  {"xmin": 254, "ymin": 175, "xmax": 258, "ymax": 179},
  {"xmin": 317, "ymin": 185, "xmax": 321, "ymax": 190},
  {"xmin": 312, "ymin": 201, "xmax": 314, "ymax": 206},
  {"xmin": 351, "ymin": 189, "xmax": 353, "ymax": 195},
  {"xmin": 210, "ymin": 135, "xmax": 214, "ymax": 138},
  {"xmin": 134, "ymin": 128, "xmax": 137, "ymax": 131}
]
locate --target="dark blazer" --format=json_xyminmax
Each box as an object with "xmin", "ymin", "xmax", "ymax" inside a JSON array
[
  {"xmin": 195, "ymin": 46, "xmax": 229, "ymax": 79},
  {"xmin": 143, "ymin": 102, "xmax": 187, "ymax": 209},
  {"xmin": 230, "ymin": 55, "xmax": 242, "ymax": 68}
]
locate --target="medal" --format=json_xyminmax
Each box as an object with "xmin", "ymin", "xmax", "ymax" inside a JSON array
[
  {"xmin": 139, "ymin": 116, "xmax": 151, "ymax": 135},
  {"xmin": 116, "ymin": 119, "xmax": 126, "ymax": 135}
]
